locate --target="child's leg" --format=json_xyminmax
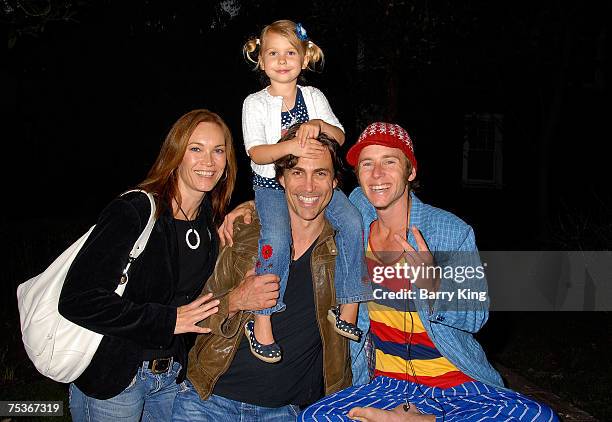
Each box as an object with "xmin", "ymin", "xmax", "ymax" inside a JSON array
[
  {"xmin": 324, "ymin": 189, "xmax": 373, "ymax": 308},
  {"xmin": 252, "ymin": 186, "xmax": 291, "ymax": 347},
  {"xmin": 253, "ymin": 314, "xmax": 273, "ymax": 345},
  {"xmin": 339, "ymin": 303, "xmax": 358, "ymax": 325},
  {"xmin": 324, "ymin": 190, "xmax": 373, "ymax": 342}
]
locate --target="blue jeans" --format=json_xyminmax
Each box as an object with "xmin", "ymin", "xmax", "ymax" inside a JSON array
[
  {"xmin": 69, "ymin": 361, "xmax": 183, "ymax": 422},
  {"xmin": 253, "ymin": 185, "xmax": 372, "ymax": 315},
  {"xmin": 172, "ymin": 379, "xmax": 300, "ymax": 422},
  {"xmin": 350, "ymin": 303, "xmax": 372, "ymax": 385}
]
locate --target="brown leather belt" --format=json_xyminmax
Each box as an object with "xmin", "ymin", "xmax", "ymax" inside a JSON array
[{"xmin": 146, "ymin": 357, "xmax": 173, "ymax": 374}]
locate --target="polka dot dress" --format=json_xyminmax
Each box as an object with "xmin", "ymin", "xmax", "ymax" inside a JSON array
[
  {"xmin": 281, "ymin": 88, "xmax": 309, "ymax": 132},
  {"xmin": 252, "ymin": 173, "xmax": 284, "ymax": 190},
  {"xmin": 253, "ymin": 88, "xmax": 310, "ymax": 190}
]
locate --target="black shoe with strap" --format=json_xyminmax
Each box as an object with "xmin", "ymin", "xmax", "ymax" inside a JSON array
[
  {"xmin": 244, "ymin": 320, "xmax": 282, "ymax": 363},
  {"xmin": 327, "ymin": 305, "xmax": 363, "ymax": 342}
]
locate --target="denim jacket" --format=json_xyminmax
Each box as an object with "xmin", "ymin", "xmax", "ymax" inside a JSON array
[{"xmin": 349, "ymin": 187, "xmax": 504, "ymax": 389}]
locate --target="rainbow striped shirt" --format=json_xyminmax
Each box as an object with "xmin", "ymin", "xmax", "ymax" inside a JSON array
[{"xmin": 367, "ymin": 244, "xmax": 473, "ymax": 388}]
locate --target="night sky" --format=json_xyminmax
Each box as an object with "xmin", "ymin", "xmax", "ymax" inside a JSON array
[{"xmin": 4, "ymin": 1, "xmax": 608, "ymax": 252}]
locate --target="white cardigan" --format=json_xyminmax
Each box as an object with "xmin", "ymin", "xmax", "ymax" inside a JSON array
[{"xmin": 242, "ymin": 85, "xmax": 344, "ymax": 178}]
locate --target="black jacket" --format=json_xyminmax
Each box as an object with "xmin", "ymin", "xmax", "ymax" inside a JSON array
[{"xmin": 59, "ymin": 191, "xmax": 218, "ymax": 399}]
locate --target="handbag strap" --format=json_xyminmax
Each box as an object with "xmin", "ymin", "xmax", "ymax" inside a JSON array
[
  {"xmin": 117, "ymin": 189, "xmax": 157, "ymax": 286},
  {"xmin": 122, "ymin": 189, "xmax": 157, "ymax": 259}
]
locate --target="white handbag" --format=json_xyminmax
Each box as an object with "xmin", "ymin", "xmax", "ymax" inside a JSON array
[{"xmin": 16, "ymin": 190, "xmax": 157, "ymax": 383}]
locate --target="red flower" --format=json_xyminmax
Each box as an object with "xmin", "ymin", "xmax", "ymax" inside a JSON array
[
  {"xmin": 261, "ymin": 244, "xmax": 273, "ymax": 260},
  {"xmin": 255, "ymin": 260, "xmax": 262, "ymax": 268}
]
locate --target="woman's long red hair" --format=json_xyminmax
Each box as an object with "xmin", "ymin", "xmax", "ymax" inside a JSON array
[{"xmin": 138, "ymin": 109, "xmax": 237, "ymax": 224}]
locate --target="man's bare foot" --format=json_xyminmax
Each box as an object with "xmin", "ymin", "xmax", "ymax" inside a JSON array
[
  {"xmin": 253, "ymin": 314, "xmax": 275, "ymax": 345},
  {"xmin": 348, "ymin": 403, "xmax": 435, "ymax": 422}
]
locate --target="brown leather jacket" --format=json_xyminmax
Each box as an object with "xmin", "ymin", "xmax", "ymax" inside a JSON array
[{"xmin": 187, "ymin": 214, "xmax": 352, "ymax": 401}]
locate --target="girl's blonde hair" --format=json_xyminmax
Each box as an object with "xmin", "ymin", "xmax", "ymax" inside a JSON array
[{"xmin": 243, "ymin": 20, "xmax": 324, "ymax": 72}]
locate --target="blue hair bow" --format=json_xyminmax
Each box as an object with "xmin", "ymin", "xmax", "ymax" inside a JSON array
[{"xmin": 295, "ymin": 23, "xmax": 308, "ymax": 41}]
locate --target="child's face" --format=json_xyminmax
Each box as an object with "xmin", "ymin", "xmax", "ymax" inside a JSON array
[{"xmin": 260, "ymin": 32, "xmax": 307, "ymax": 85}]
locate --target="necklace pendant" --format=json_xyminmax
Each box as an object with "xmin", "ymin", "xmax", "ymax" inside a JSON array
[
  {"xmin": 283, "ymin": 99, "xmax": 298, "ymax": 127},
  {"xmin": 185, "ymin": 228, "xmax": 201, "ymax": 250}
]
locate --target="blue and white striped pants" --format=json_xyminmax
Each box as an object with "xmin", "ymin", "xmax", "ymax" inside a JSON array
[{"xmin": 299, "ymin": 376, "xmax": 558, "ymax": 421}]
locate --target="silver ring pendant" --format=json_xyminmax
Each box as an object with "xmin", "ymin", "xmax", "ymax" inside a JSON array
[{"xmin": 185, "ymin": 228, "xmax": 201, "ymax": 250}]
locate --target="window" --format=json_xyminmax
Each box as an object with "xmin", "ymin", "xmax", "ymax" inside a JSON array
[{"xmin": 462, "ymin": 113, "xmax": 503, "ymax": 188}]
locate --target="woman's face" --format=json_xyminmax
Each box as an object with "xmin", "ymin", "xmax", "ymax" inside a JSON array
[{"xmin": 176, "ymin": 121, "xmax": 227, "ymax": 201}]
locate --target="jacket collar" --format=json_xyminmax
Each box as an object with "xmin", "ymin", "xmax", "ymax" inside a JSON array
[
  {"xmin": 246, "ymin": 210, "xmax": 337, "ymax": 256},
  {"xmin": 351, "ymin": 187, "xmax": 424, "ymax": 250},
  {"xmin": 314, "ymin": 218, "xmax": 338, "ymax": 256},
  {"xmin": 262, "ymin": 84, "xmax": 304, "ymax": 100}
]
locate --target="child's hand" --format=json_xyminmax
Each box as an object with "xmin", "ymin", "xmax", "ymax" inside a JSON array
[
  {"xmin": 296, "ymin": 120, "xmax": 322, "ymax": 147},
  {"xmin": 291, "ymin": 137, "xmax": 326, "ymax": 159}
]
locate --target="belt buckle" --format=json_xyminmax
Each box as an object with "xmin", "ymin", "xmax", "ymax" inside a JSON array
[{"xmin": 150, "ymin": 357, "xmax": 172, "ymax": 374}]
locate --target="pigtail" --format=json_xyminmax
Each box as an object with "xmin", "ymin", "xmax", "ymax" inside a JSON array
[
  {"xmin": 304, "ymin": 40, "xmax": 325, "ymax": 72},
  {"xmin": 243, "ymin": 21, "xmax": 325, "ymax": 74},
  {"xmin": 243, "ymin": 37, "xmax": 261, "ymax": 68}
]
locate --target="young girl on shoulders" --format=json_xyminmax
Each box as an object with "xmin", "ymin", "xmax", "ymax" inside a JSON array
[{"xmin": 241, "ymin": 19, "xmax": 372, "ymax": 363}]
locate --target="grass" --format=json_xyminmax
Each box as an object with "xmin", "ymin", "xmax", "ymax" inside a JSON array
[
  {"xmin": 1, "ymin": 312, "xmax": 71, "ymax": 422},
  {"xmin": 2, "ymin": 218, "xmax": 89, "ymax": 422},
  {"xmin": 0, "ymin": 381, "xmax": 70, "ymax": 422},
  {"xmin": 478, "ymin": 312, "xmax": 612, "ymax": 420}
]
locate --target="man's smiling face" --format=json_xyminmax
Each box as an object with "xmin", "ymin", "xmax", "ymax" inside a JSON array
[
  {"xmin": 356, "ymin": 144, "xmax": 415, "ymax": 211},
  {"xmin": 279, "ymin": 149, "xmax": 337, "ymax": 223}
]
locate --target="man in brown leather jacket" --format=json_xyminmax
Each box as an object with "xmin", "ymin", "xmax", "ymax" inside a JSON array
[{"xmin": 172, "ymin": 126, "xmax": 353, "ymax": 421}]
